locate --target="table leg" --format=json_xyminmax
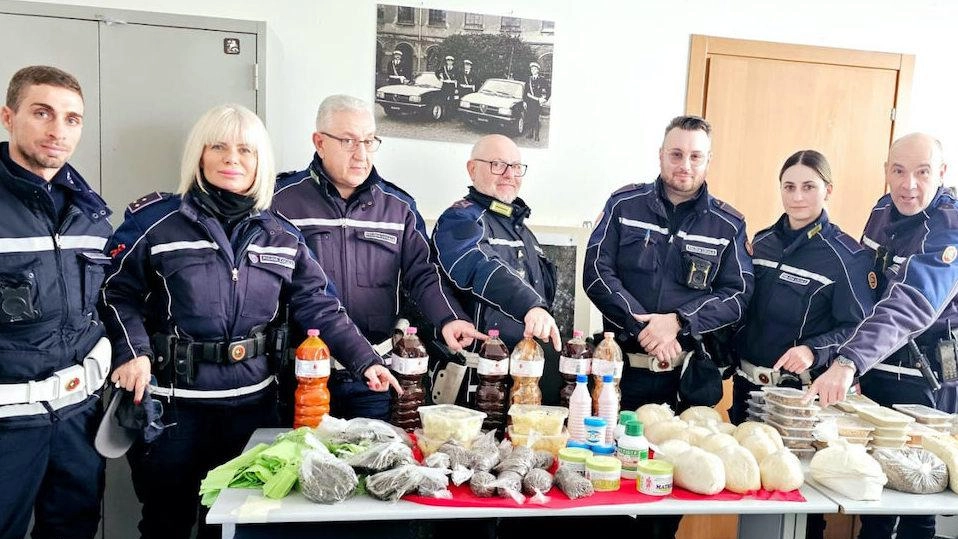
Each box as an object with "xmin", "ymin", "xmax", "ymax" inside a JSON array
[
  {"xmin": 221, "ymin": 523, "xmax": 236, "ymax": 539},
  {"xmin": 739, "ymin": 513, "xmax": 806, "ymax": 539}
]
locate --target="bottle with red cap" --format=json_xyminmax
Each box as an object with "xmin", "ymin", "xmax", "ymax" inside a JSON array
[
  {"xmin": 293, "ymin": 329, "xmax": 331, "ymax": 428},
  {"xmin": 558, "ymin": 329, "xmax": 592, "ymax": 408},
  {"xmin": 475, "ymin": 328, "xmax": 510, "ymax": 434},
  {"xmin": 389, "ymin": 326, "xmax": 428, "ymax": 431}
]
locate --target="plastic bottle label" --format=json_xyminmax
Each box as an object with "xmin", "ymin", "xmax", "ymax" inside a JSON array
[
  {"xmin": 295, "ymin": 358, "xmax": 330, "ymax": 378},
  {"xmin": 510, "ymin": 358, "xmax": 544, "ymax": 377},
  {"xmin": 392, "ymin": 355, "xmax": 429, "ymax": 375},
  {"xmin": 592, "ymin": 358, "xmax": 623, "ymax": 378},
  {"xmin": 616, "ymin": 445, "xmax": 649, "ymax": 479},
  {"xmin": 477, "ymin": 356, "xmax": 509, "ymax": 375},
  {"xmin": 559, "ymin": 355, "xmax": 591, "ymax": 375}
]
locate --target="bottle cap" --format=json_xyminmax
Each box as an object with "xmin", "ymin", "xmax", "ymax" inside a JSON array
[
  {"xmin": 572, "ymin": 329, "xmax": 583, "ymax": 338},
  {"xmin": 602, "ymin": 374, "xmax": 613, "ymax": 383},
  {"xmin": 625, "ymin": 420, "xmax": 644, "ymax": 436},
  {"xmin": 407, "ymin": 327, "xmax": 418, "ymax": 335},
  {"xmin": 603, "ymin": 331, "xmax": 614, "ymax": 338},
  {"xmin": 488, "ymin": 329, "xmax": 500, "ymax": 338},
  {"xmin": 619, "ymin": 410, "xmax": 637, "ymax": 424},
  {"xmin": 588, "ymin": 443, "xmax": 616, "ymax": 456},
  {"xmin": 583, "ymin": 416, "xmax": 607, "ymax": 427},
  {"xmin": 307, "ymin": 329, "xmax": 319, "ymax": 336},
  {"xmin": 566, "ymin": 440, "xmax": 591, "ymax": 450},
  {"xmin": 576, "ymin": 374, "xmax": 588, "ymax": 383}
]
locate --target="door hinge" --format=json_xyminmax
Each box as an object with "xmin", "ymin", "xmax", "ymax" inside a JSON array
[
  {"xmin": 253, "ymin": 63, "xmax": 260, "ymax": 92},
  {"xmin": 890, "ymin": 107, "xmax": 897, "ymax": 121}
]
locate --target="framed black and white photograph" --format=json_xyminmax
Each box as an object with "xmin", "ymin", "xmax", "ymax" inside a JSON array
[{"xmin": 374, "ymin": 5, "xmax": 555, "ymax": 148}]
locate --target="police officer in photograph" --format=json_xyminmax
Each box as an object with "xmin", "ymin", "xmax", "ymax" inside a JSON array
[
  {"xmin": 458, "ymin": 59, "xmax": 477, "ymax": 94},
  {"xmin": 524, "ymin": 62, "xmax": 549, "ymax": 142},
  {"xmin": 386, "ymin": 50, "xmax": 409, "ymax": 85},
  {"xmin": 806, "ymin": 133, "xmax": 957, "ymax": 539},
  {"xmin": 731, "ymin": 150, "xmax": 874, "ymax": 425},
  {"xmin": 583, "ymin": 115, "xmax": 752, "ymax": 539},
  {"xmin": 0, "ymin": 65, "xmax": 112, "ymax": 539},
  {"xmin": 102, "ymin": 104, "xmax": 398, "ymax": 539},
  {"xmin": 436, "ymin": 54, "xmax": 459, "ymax": 102},
  {"xmin": 273, "ymin": 94, "xmax": 482, "ymax": 422}
]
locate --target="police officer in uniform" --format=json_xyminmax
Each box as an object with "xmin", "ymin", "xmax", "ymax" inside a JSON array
[
  {"xmin": 435, "ymin": 55, "xmax": 459, "ymax": 103},
  {"xmin": 102, "ymin": 104, "xmax": 398, "ymax": 539},
  {"xmin": 806, "ymin": 133, "xmax": 957, "ymax": 539},
  {"xmin": 731, "ymin": 150, "xmax": 874, "ymax": 425},
  {"xmin": 583, "ymin": 115, "xmax": 752, "ymax": 539},
  {"xmin": 273, "ymin": 95, "xmax": 481, "ymax": 422},
  {"xmin": 458, "ymin": 59, "xmax": 477, "ymax": 94},
  {"xmin": 386, "ymin": 50, "xmax": 410, "ymax": 85},
  {"xmin": 524, "ymin": 62, "xmax": 549, "ymax": 141},
  {"xmin": 0, "ymin": 65, "xmax": 112, "ymax": 539}
]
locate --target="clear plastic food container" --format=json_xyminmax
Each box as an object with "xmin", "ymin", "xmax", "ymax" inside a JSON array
[
  {"xmin": 870, "ymin": 433, "xmax": 909, "ymax": 448},
  {"xmin": 791, "ymin": 447, "xmax": 816, "ymax": 462},
  {"xmin": 892, "ymin": 404, "xmax": 955, "ymax": 426},
  {"xmin": 767, "ymin": 409, "xmax": 818, "ymax": 429},
  {"xmin": 762, "ymin": 387, "xmax": 812, "ymax": 407},
  {"xmin": 418, "ymin": 404, "xmax": 487, "ymax": 443},
  {"xmin": 833, "ymin": 416, "xmax": 876, "ymax": 438},
  {"xmin": 781, "ymin": 435, "xmax": 814, "ymax": 449},
  {"xmin": 414, "ymin": 428, "xmax": 476, "ymax": 456},
  {"xmin": 766, "ymin": 401, "xmax": 821, "ymax": 419},
  {"xmin": 768, "ymin": 418, "xmax": 817, "ymax": 438},
  {"xmin": 748, "ymin": 390, "xmax": 766, "ymax": 405},
  {"xmin": 856, "ymin": 406, "xmax": 916, "ymax": 428},
  {"xmin": 507, "ymin": 404, "xmax": 569, "ymax": 436},
  {"xmin": 507, "ymin": 426, "xmax": 570, "ymax": 455}
]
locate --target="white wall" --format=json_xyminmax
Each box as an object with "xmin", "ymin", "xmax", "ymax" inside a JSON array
[{"xmin": 20, "ymin": 0, "xmax": 958, "ymax": 226}]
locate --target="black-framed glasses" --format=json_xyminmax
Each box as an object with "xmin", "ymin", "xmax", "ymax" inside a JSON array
[
  {"xmin": 472, "ymin": 158, "xmax": 528, "ymax": 177},
  {"xmin": 320, "ymin": 132, "xmax": 382, "ymax": 153}
]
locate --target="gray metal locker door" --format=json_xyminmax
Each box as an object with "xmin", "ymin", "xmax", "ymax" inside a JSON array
[
  {"xmin": 0, "ymin": 12, "xmax": 100, "ymax": 189},
  {"xmin": 99, "ymin": 22, "xmax": 257, "ymax": 219}
]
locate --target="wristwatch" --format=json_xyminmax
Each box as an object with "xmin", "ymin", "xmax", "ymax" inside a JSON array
[{"xmin": 834, "ymin": 355, "xmax": 858, "ymax": 374}]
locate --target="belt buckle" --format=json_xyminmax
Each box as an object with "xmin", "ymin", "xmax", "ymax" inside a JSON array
[
  {"xmin": 228, "ymin": 341, "xmax": 248, "ymax": 363},
  {"xmin": 753, "ymin": 366, "xmax": 776, "ymax": 385},
  {"xmin": 650, "ymin": 356, "xmax": 673, "ymax": 372}
]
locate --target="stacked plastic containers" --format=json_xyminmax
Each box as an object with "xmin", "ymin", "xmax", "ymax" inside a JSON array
[
  {"xmin": 762, "ymin": 386, "xmax": 820, "ymax": 460},
  {"xmin": 856, "ymin": 406, "xmax": 916, "ymax": 450}
]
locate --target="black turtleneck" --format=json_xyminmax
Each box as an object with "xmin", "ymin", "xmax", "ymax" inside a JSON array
[
  {"xmin": 190, "ymin": 183, "xmax": 255, "ymax": 236},
  {"xmin": 658, "ymin": 182, "xmax": 703, "ymax": 234}
]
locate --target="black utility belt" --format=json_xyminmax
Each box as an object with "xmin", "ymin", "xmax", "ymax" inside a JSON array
[
  {"xmin": 888, "ymin": 338, "xmax": 958, "ymax": 384},
  {"xmin": 152, "ymin": 333, "xmax": 267, "ymax": 365}
]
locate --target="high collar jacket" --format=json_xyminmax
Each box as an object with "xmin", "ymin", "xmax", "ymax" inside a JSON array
[
  {"xmin": 0, "ymin": 142, "xmax": 112, "ymax": 425},
  {"xmin": 838, "ymin": 188, "xmax": 958, "ymax": 373},
  {"xmin": 272, "ymin": 154, "xmax": 467, "ymax": 345},
  {"xmin": 583, "ymin": 178, "xmax": 753, "ymax": 351},
  {"xmin": 100, "ymin": 191, "xmax": 382, "ymax": 396},
  {"xmin": 736, "ymin": 212, "xmax": 874, "ymax": 369},
  {"xmin": 432, "ymin": 187, "xmax": 556, "ymax": 348}
]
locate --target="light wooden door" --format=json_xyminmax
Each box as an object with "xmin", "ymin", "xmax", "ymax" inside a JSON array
[{"xmin": 686, "ymin": 35, "xmax": 913, "ymax": 240}]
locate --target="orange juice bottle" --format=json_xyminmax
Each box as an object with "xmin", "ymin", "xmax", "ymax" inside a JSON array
[{"xmin": 293, "ymin": 329, "xmax": 331, "ymax": 428}]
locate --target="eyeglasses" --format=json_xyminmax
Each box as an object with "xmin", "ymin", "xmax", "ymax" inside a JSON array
[
  {"xmin": 473, "ymin": 158, "xmax": 528, "ymax": 177},
  {"xmin": 320, "ymin": 132, "xmax": 382, "ymax": 153},
  {"xmin": 666, "ymin": 150, "xmax": 708, "ymax": 166}
]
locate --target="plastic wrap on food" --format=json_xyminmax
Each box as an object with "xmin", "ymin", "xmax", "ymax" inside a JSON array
[
  {"xmin": 424, "ymin": 451, "xmax": 451, "ymax": 470},
  {"xmin": 366, "ymin": 465, "xmax": 423, "ymax": 502},
  {"xmin": 299, "ymin": 449, "xmax": 359, "ymax": 504},
  {"xmin": 416, "ymin": 466, "xmax": 452, "ymax": 498},
  {"xmin": 873, "ymin": 447, "xmax": 948, "ymax": 494},
  {"xmin": 437, "ymin": 439, "xmax": 470, "ymax": 469},
  {"xmin": 469, "ymin": 470, "xmax": 497, "ymax": 497},
  {"xmin": 316, "ymin": 416, "xmax": 408, "ymax": 446},
  {"xmin": 498, "ymin": 438, "xmax": 514, "ymax": 461},
  {"xmin": 533, "ymin": 450, "xmax": 554, "ymax": 470},
  {"xmin": 554, "ymin": 465, "xmax": 594, "ymax": 499},
  {"xmin": 472, "ymin": 430, "xmax": 499, "ymax": 453},
  {"xmin": 496, "ymin": 470, "xmax": 525, "ymax": 502},
  {"xmin": 467, "ymin": 447, "xmax": 500, "ymax": 473},
  {"xmin": 345, "ymin": 441, "xmax": 415, "ymax": 473},
  {"xmin": 494, "ymin": 445, "xmax": 535, "ymax": 476},
  {"xmin": 522, "ymin": 467, "xmax": 554, "ymax": 501}
]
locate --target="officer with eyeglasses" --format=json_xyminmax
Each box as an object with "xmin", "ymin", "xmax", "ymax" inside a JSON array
[
  {"xmin": 273, "ymin": 95, "xmax": 482, "ymax": 425},
  {"xmin": 583, "ymin": 115, "xmax": 752, "ymax": 539}
]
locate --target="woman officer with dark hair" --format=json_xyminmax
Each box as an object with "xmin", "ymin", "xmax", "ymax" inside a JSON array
[{"xmin": 732, "ymin": 150, "xmax": 875, "ymax": 426}]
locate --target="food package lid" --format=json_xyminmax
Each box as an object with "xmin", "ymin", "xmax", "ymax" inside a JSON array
[
  {"xmin": 856, "ymin": 406, "xmax": 916, "ymax": 427},
  {"xmin": 834, "ymin": 416, "xmax": 877, "ymax": 435},
  {"xmin": 767, "ymin": 410, "xmax": 820, "ymax": 428},
  {"xmin": 507, "ymin": 404, "xmax": 569, "ymax": 419},
  {"xmin": 766, "ymin": 400, "xmax": 822, "ymax": 415},
  {"xmin": 768, "ymin": 418, "xmax": 816, "ymax": 434},
  {"xmin": 762, "ymin": 386, "xmax": 812, "ymax": 404},
  {"xmin": 834, "ymin": 394, "xmax": 880, "ymax": 413},
  {"xmin": 418, "ymin": 404, "xmax": 487, "ymax": 421},
  {"xmin": 892, "ymin": 403, "xmax": 955, "ymax": 424}
]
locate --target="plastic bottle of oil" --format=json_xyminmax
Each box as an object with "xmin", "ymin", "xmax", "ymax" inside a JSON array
[{"xmin": 293, "ymin": 329, "xmax": 331, "ymax": 428}]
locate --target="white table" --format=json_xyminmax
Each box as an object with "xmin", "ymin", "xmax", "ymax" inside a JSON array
[
  {"xmin": 806, "ymin": 477, "xmax": 958, "ymax": 515},
  {"xmin": 206, "ymin": 429, "xmax": 838, "ymax": 539}
]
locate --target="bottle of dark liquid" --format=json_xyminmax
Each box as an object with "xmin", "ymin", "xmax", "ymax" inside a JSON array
[
  {"xmin": 558, "ymin": 329, "xmax": 592, "ymax": 408},
  {"xmin": 475, "ymin": 329, "xmax": 510, "ymax": 435},
  {"xmin": 389, "ymin": 326, "xmax": 428, "ymax": 431}
]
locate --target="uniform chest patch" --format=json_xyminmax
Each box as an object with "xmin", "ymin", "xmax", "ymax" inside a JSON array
[
  {"xmin": 943, "ymin": 245, "xmax": 957, "ymax": 264},
  {"xmin": 249, "ymin": 253, "xmax": 295, "ymax": 269},
  {"xmin": 364, "ymin": 231, "xmax": 398, "ymax": 245},
  {"xmin": 685, "ymin": 244, "xmax": 718, "ymax": 257},
  {"xmin": 779, "ymin": 272, "xmax": 810, "ymax": 286}
]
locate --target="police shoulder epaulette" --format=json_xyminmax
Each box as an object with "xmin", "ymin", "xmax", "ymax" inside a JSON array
[
  {"xmin": 612, "ymin": 182, "xmax": 644, "ymax": 196},
  {"xmin": 127, "ymin": 191, "xmax": 170, "ymax": 213},
  {"xmin": 276, "ymin": 169, "xmax": 301, "ymax": 181},
  {"xmin": 450, "ymin": 198, "xmax": 473, "ymax": 210},
  {"xmin": 712, "ymin": 198, "xmax": 745, "ymax": 221},
  {"xmin": 833, "ymin": 231, "xmax": 865, "ymax": 255}
]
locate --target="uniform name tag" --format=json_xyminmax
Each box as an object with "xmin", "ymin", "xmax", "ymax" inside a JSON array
[
  {"xmin": 489, "ymin": 201, "xmax": 513, "ymax": 217},
  {"xmin": 685, "ymin": 244, "xmax": 718, "ymax": 257},
  {"xmin": 364, "ymin": 231, "xmax": 398, "ymax": 245},
  {"xmin": 258, "ymin": 254, "xmax": 295, "ymax": 269},
  {"xmin": 779, "ymin": 272, "xmax": 810, "ymax": 286}
]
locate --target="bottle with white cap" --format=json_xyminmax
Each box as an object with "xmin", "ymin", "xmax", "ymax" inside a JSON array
[{"xmin": 567, "ymin": 374, "xmax": 591, "ymax": 443}]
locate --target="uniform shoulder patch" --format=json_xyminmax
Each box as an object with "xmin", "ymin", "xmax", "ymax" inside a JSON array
[
  {"xmin": 451, "ymin": 198, "xmax": 473, "ymax": 209},
  {"xmin": 712, "ymin": 199, "xmax": 745, "ymax": 221},
  {"xmin": 833, "ymin": 232, "xmax": 865, "ymax": 254},
  {"xmin": 612, "ymin": 183, "xmax": 642, "ymax": 196},
  {"xmin": 276, "ymin": 170, "xmax": 299, "ymax": 181},
  {"xmin": 127, "ymin": 192, "xmax": 169, "ymax": 213}
]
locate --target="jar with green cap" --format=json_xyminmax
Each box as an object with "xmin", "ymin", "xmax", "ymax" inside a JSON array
[
  {"xmin": 614, "ymin": 410, "xmax": 638, "ymax": 441},
  {"xmin": 615, "ymin": 420, "xmax": 649, "ymax": 479},
  {"xmin": 558, "ymin": 446, "xmax": 592, "ymax": 475},
  {"xmin": 585, "ymin": 455, "xmax": 621, "ymax": 491}
]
